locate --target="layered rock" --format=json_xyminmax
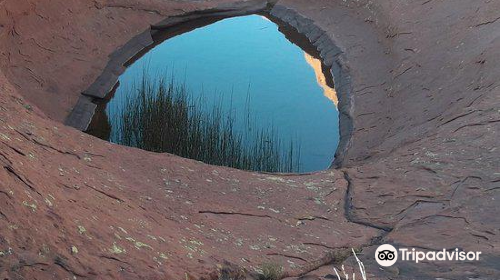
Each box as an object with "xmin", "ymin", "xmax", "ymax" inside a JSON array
[{"xmin": 0, "ymin": 0, "xmax": 499, "ymax": 279}]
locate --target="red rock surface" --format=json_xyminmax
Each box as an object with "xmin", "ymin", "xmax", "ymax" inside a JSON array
[{"xmin": 0, "ymin": 0, "xmax": 499, "ymax": 279}]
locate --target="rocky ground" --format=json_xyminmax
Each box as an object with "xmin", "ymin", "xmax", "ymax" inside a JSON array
[{"xmin": 0, "ymin": 0, "xmax": 499, "ymax": 279}]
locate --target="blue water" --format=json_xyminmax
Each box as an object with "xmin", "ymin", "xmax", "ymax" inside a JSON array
[{"xmin": 103, "ymin": 15, "xmax": 339, "ymax": 172}]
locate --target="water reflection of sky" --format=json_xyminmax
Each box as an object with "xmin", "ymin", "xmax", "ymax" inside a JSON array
[{"xmin": 107, "ymin": 15, "xmax": 339, "ymax": 172}]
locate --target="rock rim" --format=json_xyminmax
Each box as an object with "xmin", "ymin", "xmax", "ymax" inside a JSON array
[{"xmin": 0, "ymin": 0, "xmax": 499, "ymax": 279}]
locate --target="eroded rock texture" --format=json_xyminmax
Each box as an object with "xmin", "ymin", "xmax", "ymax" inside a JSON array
[{"xmin": 0, "ymin": 0, "xmax": 499, "ymax": 279}]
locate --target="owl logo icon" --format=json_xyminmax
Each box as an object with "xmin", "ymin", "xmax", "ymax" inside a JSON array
[{"xmin": 375, "ymin": 244, "xmax": 398, "ymax": 267}]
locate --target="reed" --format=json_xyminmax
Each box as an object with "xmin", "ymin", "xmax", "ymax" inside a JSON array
[{"xmin": 111, "ymin": 73, "xmax": 301, "ymax": 173}]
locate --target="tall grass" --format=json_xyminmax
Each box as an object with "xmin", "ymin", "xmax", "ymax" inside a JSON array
[{"xmin": 111, "ymin": 73, "xmax": 301, "ymax": 173}]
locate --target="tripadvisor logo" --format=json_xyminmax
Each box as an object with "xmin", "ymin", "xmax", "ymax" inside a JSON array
[
  {"xmin": 375, "ymin": 244, "xmax": 482, "ymax": 267},
  {"xmin": 375, "ymin": 244, "xmax": 398, "ymax": 267}
]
